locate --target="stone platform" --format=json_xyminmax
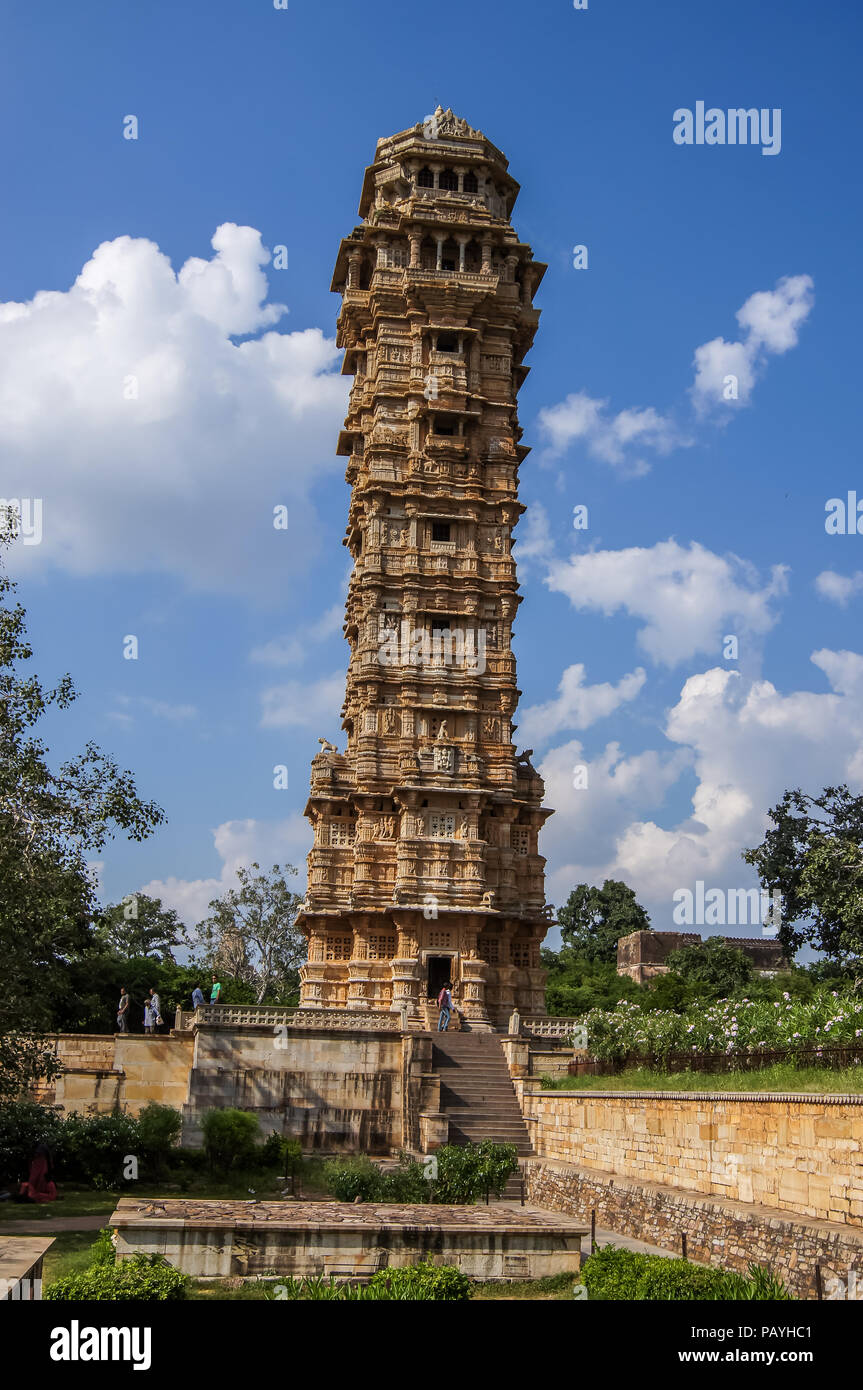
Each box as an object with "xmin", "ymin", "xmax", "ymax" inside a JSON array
[{"xmin": 110, "ymin": 1198, "xmax": 586, "ymax": 1282}]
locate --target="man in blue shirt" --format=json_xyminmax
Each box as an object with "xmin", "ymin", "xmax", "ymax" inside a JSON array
[{"xmin": 191, "ymin": 984, "xmax": 205, "ymax": 1010}]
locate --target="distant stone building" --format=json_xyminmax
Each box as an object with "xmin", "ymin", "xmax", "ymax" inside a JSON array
[
  {"xmin": 616, "ymin": 930, "xmax": 790, "ymax": 985},
  {"xmin": 296, "ymin": 109, "xmax": 554, "ymax": 1029}
]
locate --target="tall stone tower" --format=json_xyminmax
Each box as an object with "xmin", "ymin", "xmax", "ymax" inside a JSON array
[{"xmin": 297, "ymin": 109, "xmax": 553, "ymax": 1030}]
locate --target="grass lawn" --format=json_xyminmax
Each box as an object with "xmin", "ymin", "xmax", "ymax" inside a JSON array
[
  {"xmin": 0, "ymin": 1166, "xmax": 331, "ymax": 1224},
  {"xmin": 538, "ymin": 1063, "xmax": 863, "ymax": 1093},
  {"xmin": 42, "ymin": 1230, "xmax": 104, "ymax": 1283}
]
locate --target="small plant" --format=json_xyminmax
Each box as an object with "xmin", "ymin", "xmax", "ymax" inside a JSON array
[
  {"xmin": 201, "ymin": 1108, "xmax": 260, "ymax": 1173},
  {"xmin": 137, "ymin": 1103, "xmax": 182, "ymax": 1177},
  {"xmin": 321, "ymin": 1154, "xmax": 381, "ymax": 1203},
  {"xmin": 430, "ymin": 1141, "xmax": 518, "ymax": 1204},
  {"xmin": 368, "ymin": 1262, "xmax": 471, "ymax": 1301},
  {"xmin": 89, "ymin": 1226, "xmax": 117, "ymax": 1268},
  {"xmin": 45, "ymin": 1254, "xmax": 189, "ymax": 1301}
]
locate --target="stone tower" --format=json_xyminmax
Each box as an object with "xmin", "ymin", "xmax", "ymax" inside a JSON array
[{"xmin": 297, "ymin": 108, "xmax": 553, "ymax": 1030}]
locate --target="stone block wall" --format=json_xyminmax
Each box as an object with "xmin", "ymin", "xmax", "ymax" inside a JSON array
[
  {"xmin": 182, "ymin": 1025, "xmax": 432, "ymax": 1152},
  {"xmin": 525, "ymin": 1159, "xmax": 863, "ymax": 1300},
  {"xmin": 520, "ymin": 1087, "xmax": 863, "ymax": 1226}
]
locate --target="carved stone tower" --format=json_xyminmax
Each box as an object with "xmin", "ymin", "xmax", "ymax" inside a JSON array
[{"xmin": 297, "ymin": 109, "xmax": 553, "ymax": 1030}]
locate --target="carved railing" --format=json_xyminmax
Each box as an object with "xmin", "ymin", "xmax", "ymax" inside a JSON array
[
  {"xmin": 520, "ymin": 1016, "xmax": 580, "ymax": 1040},
  {"xmin": 187, "ymin": 1005, "xmax": 401, "ymax": 1032}
]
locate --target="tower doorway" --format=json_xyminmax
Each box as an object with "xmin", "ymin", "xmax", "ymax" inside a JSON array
[{"xmin": 427, "ymin": 956, "xmax": 453, "ymax": 1000}]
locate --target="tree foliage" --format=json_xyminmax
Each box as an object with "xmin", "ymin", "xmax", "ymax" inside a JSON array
[
  {"xmin": 0, "ymin": 520, "xmax": 165, "ymax": 1096},
  {"xmin": 743, "ymin": 785, "xmax": 863, "ymax": 969},
  {"xmin": 665, "ymin": 936, "xmax": 754, "ymax": 996},
  {"xmin": 94, "ymin": 893, "xmax": 182, "ymax": 962},
  {"xmin": 556, "ymin": 879, "xmax": 650, "ymax": 962},
  {"xmin": 191, "ymin": 862, "xmax": 305, "ymax": 1004}
]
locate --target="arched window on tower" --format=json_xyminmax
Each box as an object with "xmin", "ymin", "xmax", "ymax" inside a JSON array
[
  {"xmin": 465, "ymin": 240, "xmax": 482, "ymax": 272},
  {"xmin": 463, "ymin": 170, "xmax": 478, "ymax": 194},
  {"xmin": 418, "ymin": 167, "xmax": 434, "ymax": 188},
  {"xmin": 420, "ymin": 237, "xmax": 437, "ymax": 270},
  {"xmin": 439, "ymin": 168, "xmax": 458, "ymax": 191}
]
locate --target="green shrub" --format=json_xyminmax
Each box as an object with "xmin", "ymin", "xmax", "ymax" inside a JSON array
[
  {"xmin": 377, "ymin": 1156, "xmax": 429, "ymax": 1204},
  {"xmin": 368, "ymin": 1262, "xmax": 471, "ymax": 1301},
  {"xmin": 0, "ymin": 1100, "xmax": 63, "ymax": 1186},
  {"xmin": 200, "ymin": 1108, "xmax": 259, "ymax": 1172},
  {"xmin": 137, "ymin": 1103, "xmax": 182, "ymax": 1176},
  {"xmin": 581, "ymin": 1245, "xmax": 793, "ymax": 1301},
  {"xmin": 45, "ymin": 1254, "xmax": 189, "ymax": 1301},
  {"xmin": 60, "ymin": 1111, "xmax": 140, "ymax": 1187},
  {"xmin": 430, "ymin": 1141, "xmax": 518, "ymax": 1204},
  {"xmin": 258, "ymin": 1133, "xmax": 303, "ymax": 1174},
  {"xmin": 321, "ymin": 1154, "xmax": 382, "ymax": 1203}
]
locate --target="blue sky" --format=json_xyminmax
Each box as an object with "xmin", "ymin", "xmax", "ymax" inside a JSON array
[{"xmin": 1, "ymin": 0, "xmax": 861, "ymax": 948}]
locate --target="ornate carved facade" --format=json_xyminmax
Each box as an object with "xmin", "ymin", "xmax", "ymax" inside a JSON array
[{"xmin": 297, "ymin": 110, "xmax": 553, "ymax": 1030}]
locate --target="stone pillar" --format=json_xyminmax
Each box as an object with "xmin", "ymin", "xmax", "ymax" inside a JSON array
[
  {"xmin": 347, "ymin": 250, "xmax": 362, "ymax": 288},
  {"xmin": 435, "ymin": 237, "xmax": 444, "ymax": 271},
  {"xmin": 409, "ymin": 231, "xmax": 421, "ymax": 268},
  {"xmin": 457, "ymin": 236, "xmax": 467, "ymax": 271},
  {"xmin": 481, "ymin": 239, "xmax": 492, "ymax": 274},
  {"xmin": 459, "ymin": 957, "xmax": 492, "ymax": 1030}
]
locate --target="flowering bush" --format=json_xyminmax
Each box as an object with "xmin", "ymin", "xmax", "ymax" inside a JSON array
[{"xmin": 576, "ymin": 989, "xmax": 863, "ymax": 1064}]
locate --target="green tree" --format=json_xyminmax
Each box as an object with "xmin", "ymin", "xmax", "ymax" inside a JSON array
[
  {"xmin": 0, "ymin": 519, "xmax": 165, "ymax": 1096},
  {"xmin": 541, "ymin": 946, "xmax": 642, "ymax": 1015},
  {"xmin": 742, "ymin": 785, "xmax": 863, "ymax": 969},
  {"xmin": 191, "ymin": 862, "xmax": 305, "ymax": 1004},
  {"xmin": 556, "ymin": 879, "xmax": 650, "ymax": 963},
  {"xmin": 95, "ymin": 893, "xmax": 182, "ymax": 962},
  {"xmin": 665, "ymin": 936, "xmax": 754, "ymax": 997}
]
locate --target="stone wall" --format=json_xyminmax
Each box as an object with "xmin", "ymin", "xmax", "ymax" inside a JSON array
[
  {"xmin": 520, "ymin": 1087, "xmax": 863, "ymax": 1226},
  {"xmin": 34, "ymin": 1034, "xmax": 194, "ymax": 1116},
  {"xmin": 525, "ymin": 1159, "xmax": 863, "ymax": 1300},
  {"xmin": 33, "ymin": 1027, "xmax": 432, "ymax": 1155},
  {"xmin": 183, "ymin": 1024, "xmax": 431, "ymax": 1152}
]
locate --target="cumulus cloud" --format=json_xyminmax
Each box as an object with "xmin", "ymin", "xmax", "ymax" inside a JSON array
[
  {"xmin": 537, "ymin": 391, "xmax": 684, "ymax": 474},
  {"xmin": 0, "ymin": 224, "xmax": 349, "ymax": 594},
  {"xmin": 815, "ymin": 570, "xmax": 863, "ymax": 606},
  {"xmin": 545, "ymin": 539, "xmax": 788, "ymax": 666},
  {"xmin": 691, "ymin": 274, "xmax": 814, "ymax": 414},
  {"xmin": 519, "ymin": 664, "xmax": 647, "ymax": 745},
  {"xmin": 141, "ymin": 814, "xmax": 311, "ymax": 927},
  {"xmin": 540, "ymin": 652, "xmax": 863, "ymax": 923},
  {"xmin": 536, "ymin": 275, "xmax": 813, "ymax": 471}
]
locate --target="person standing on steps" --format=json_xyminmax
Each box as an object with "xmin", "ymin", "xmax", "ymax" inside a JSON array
[
  {"xmin": 210, "ymin": 974, "xmax": 222, "ymax": 1005},
  {"xmin": 437, "ymin": 981, "xmax": 453, "ymax": 1031}
]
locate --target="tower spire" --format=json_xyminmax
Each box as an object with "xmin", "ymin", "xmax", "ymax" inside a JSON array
[{"xmin": 297, "ymin": 117, "xmax": 553, "ymax": 1030}]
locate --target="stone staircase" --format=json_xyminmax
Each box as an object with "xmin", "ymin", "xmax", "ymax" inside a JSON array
[{"xmin": 432, "ymin": 1032, "xmax": 532, "ymax": 1157}]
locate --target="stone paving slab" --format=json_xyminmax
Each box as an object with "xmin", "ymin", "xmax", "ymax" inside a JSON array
[{"xmin": 111, "ymin": 1197, "xmax": 588, "ymax": 1235}]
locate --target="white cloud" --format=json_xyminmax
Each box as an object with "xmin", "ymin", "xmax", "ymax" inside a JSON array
[
  {"xmin": 815, "ymin": 570, "xmax": 863, "ymax": 606},
  {"xmin": 545, "ymin": 539, "xmax": 788, "ymax": 666},
  {"xmin": 519, "ymin": 663, "xmax": 647, "ymax": 744},
  {"xmin": 691, "ymin": 274, "xmax": 814, "ymax": 414},
  {"xmin": 250, "ymin": 599, "xmax": 346, "ymax": 667},
  {"xmin": 259, "ymin": 672, "xmax": 344, "ymax": 729},
  {"xmin": 0, "ymin": 225, "xmax": 349, "ymax": 594},
  {"xmin": 141, "ymin": 814, "xmax": 311, "ymax": 927},
  {"xmin": 538, "ymin": 391, "xmax": 683, "ymax": 473},
  {"xmin": 539, "ymin": 652, "xmax": 863, "ymax": 923},
  {"xmin": 108, "ymin": 695, "xmax": 198, "ymax": 725},
  {"xmin": 536, "ymin": 276, "xmax": 813, "ymax": 471}
]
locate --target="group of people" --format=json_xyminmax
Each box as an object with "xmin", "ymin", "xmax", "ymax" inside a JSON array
[{"xmin": 115, "ymin": 976, "xmax": 223, "ymax": 1034}]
